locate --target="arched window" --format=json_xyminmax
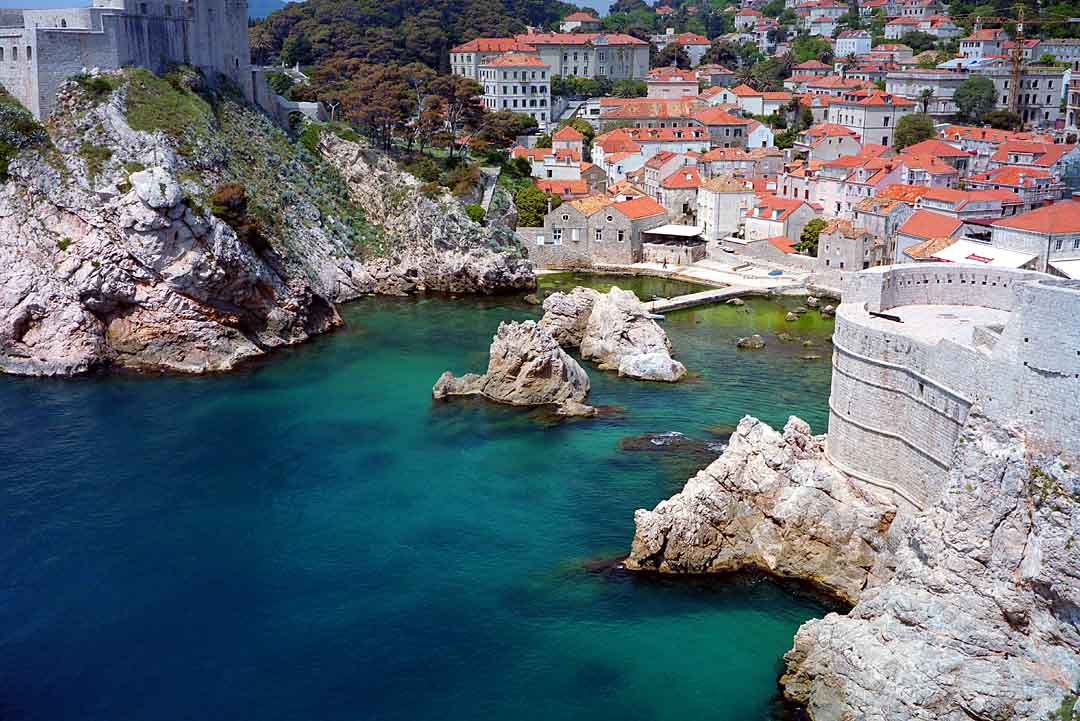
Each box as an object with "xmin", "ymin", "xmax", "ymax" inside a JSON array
[{"xmin": 61, "ymin": 18, "xmax": 67, "ymax": 27}]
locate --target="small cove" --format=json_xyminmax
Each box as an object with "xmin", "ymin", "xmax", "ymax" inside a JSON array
[{"xmin": 0, "ymin": 277, "xmax": 838, "ymax": 721}]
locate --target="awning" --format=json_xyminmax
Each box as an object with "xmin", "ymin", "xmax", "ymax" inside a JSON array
[
  {"xmin": 1050, "ymin": 259, "xmax": 1080, "ymax": 279},
  {"xmin": 931, "ymin": 240, "xmax": 1037, "ymax": 268}
]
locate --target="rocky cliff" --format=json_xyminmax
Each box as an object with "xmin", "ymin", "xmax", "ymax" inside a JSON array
[
  {"xmin": 626, "ymin": 411, "xmax": 1080, "ymax": 720},
  {"xmin": 0, "ymin": 68, "xmax": 533, "ymax": 375}
]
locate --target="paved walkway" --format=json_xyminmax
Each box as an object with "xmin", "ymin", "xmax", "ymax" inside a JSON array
[{"xmin": 646, "ymin": 287, "xmax": 750, "ymax": 313}]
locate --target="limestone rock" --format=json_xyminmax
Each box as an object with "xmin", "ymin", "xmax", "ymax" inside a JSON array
[
  {"xmin": 737, "ymin": 334, "xmax": 766, "ymax": 350},
  {"xmin": 806, "ymin": 296, "xmax": 819, "ymax": 307},
  {"xmin": 821, "ymin": 304, "xmax": 836, "ymax": 315},
  {"xmin": 538, "ymin": 286, "xmax": 601, "ymax": 348},
  {"xmin": 617, "ymin": 351, "xmax": 687, "ymax": 382},
  {"xmin": 580, "ymin": 287, "xmax": 685, "ymax": 382},
  {"xmin": 781, "ymin": 411, "xmax": 1080, "ymax": 721},
  {"xmin": 785, "ymin": 312, "xmax": 798, "ymax": 321},
  {"xmin": 626, "ymin": 415, "xmax": 898, "ymax": 604},
  {"xmin": 726, "ymin": 297, "xmax": 745, "ymax": 306},
  {"xmin": 432, "ymin": 320, "xmax": 594, "ymax": 416}
]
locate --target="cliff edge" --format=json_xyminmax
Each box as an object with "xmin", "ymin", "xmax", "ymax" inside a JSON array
[{"xmin": 0, "ymin": 68, "xmax": 533, "ymax": 375}]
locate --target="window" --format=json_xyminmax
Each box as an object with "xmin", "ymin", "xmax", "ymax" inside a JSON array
[
  {"xmin": 26, "ymin": 46, "xmax": 30, "ymax": 60},
  {"xmin": 1056, "ymin": 239, "xmax": 1063, "ymax": 251},
  {"xmin": 165, "ymin": 4, "xmax": 171, "ymax": 14},
  {"xmin": 552, "ymin": 229, "xmax": 563, "ymax": 244},
  {"xmin": 595, "ymin": 228, "xmax": 602, "ymax": 241},
  {"xmin": 617, "ymin": 230, "xmax": 625, "ymax": 242},
  {"xmin": 60, "ymin": 18, "xmax": 67, "ymax": 26},
  {"xmin": 140, "ymin": 2, "xmax": 147, "ymax": 12},
  {"xmin": 0, "ymin": 48, "xmax": 4, "ymax": 61},
  {"xmin": 606, "ymin": 215, "xmax": 613, "ymax": 222},
  {"xmin": 12, "ymin": 47, "xmax": 17, "ymax": 60}
]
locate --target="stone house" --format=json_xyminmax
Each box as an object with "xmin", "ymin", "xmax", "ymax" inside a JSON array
[
  {"xmin": 657, "ymin": 166, "xmax": 703, "ymax": 223},
  {"xmin": 884, "ymin": 70, "xmax": 969, "ymax": 119},
  {"xmin": 744, "ymin": 195, "xmax": 819, "ymax": 242},
  {"xmin": 0, "ymin": 0, "xmax": 254, "ymax": 120},
  {"xmin": 598, "ymin": 97, "xmax": 699, "ymax": 129},
  {"xmin": 778, "ymin": 159, "xmax": 822, "ymax": 203},
  {"xmin": 991, "ymin": 199, "xmax": 1080, "ymax": 275},
  {"xmin": 853, "ymin": 195, "xmax": 913, "ymax": 260},
  {"xmin": 815, "ymin": 150, "xmax": 903, "ymax": 219},
  {"xmin": 643, "ymin": 151, "xmax": 695, "ymax": 200},
  {"xmin": 646, "ymin": 66, "xmax": 699, "ymax": 99},
  {"xmin": 745, "ymin": 120, "xmax": 774, "ymax": 149},
  {"xmin": 964, "ymin": 166, "xmax": 1064, "ymax": 209},
  {"xmin": 959, "ymin": 27, "xmax": 1005, "ymax": 61},
  {"xmin": 988, "ymin": 142, "xmax": 1080, "ymax": 191},
  {"xmin": 530, "ymin": 195, "xmax": 669, "ymax": 268},
  {"xmin": 915, "ymin": 188, "xmax": 1024, "ymax": 221},
  {"xmin": 817, "ymin": 219, "xmax": 885, "ymax": 271},
  {"xmin": 735, "ymin": 8, "xmax": 762, "ymax": 31},
  {"xmin": 552, "ymin": 125, "xmax": 584, "ymax": 156},
  {"xmin": 795, "ymin": 123, "xmax": 862, "ymax": 161},
  {"xmin": 512, "ymin": 145, "xmax": 582, "ymax": 180},
  {"xmin": 698, "ymin": 175, "xmax": 756, "ymax": 242},
  {"xmin": 937, "ymin": 125, "xmax": 1055, "ymax": 173},
  {"xmin": 899, "ymin": 153, "xmax": 959, "ymax": 187},
  {"xmin": 697, "ymin": 64, "xmax": 735, "ymax": 87}
]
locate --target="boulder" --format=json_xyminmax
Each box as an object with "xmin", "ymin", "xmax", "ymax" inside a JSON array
[
  {"xmin": 580, "ymin": 287, "xmax": 685, "ymax": 382},
  {"xmin": 736, "ymin": 334, "xmax": 766, "ymax": 350},
  {"xmin": 538, "ymin": 286, "xmax": 601, "ymax": 348},
  {"xmin": 626, "ymin": 416, "xmax": 897, "ymax": 604},
  {"xmin": 522, "ymin": 293, "xmax": 541, "ymax": 306},
  {"xmin": 806, "ymin": 296, "xmax": 819, "ymax": 307},
  {"xmin": 785, "ymin": 312, "xmax": 798, "ymax": 322},
  {"xmin": 726, "ymin": 297, "xmax": 745, "ymax": 306},
  {"xmin": 821, "ymin": 304, "xmax": 836, "ymax": 316},
  {"xmin": 432, "ymin": 320, "xmax": 594, "ymax": 416}
]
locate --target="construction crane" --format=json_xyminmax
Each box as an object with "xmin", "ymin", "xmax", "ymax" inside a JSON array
[{"xmin": 950, "ymin": 6, "xmax": 1080, "ymax": 122}]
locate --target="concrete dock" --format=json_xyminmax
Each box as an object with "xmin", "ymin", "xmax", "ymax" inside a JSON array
[{"xmin": 647, "ymin": 287, "xmax": 756, "ymax": 313}]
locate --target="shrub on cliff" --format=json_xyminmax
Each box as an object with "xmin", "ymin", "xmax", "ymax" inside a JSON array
[
  {"xmin": 211, "ymin": 183, "xmax": 269, "ymax": 252},
  {"xmin": 0, "ymin": 88, "xmax": 49, "ymax": 182}
]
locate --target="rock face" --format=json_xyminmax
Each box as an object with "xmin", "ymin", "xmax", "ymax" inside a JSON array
[
  {"xmin": 579, "ymin": 287, "xmax": 686, "ymax": 382},
  {"xmin": 626, "ymin": 410, "xmax": 1080, "ymax": 720},
  {"xmin": 781, "ymin": 411, "xmax": 1080, "ymax": 721},
  {"xmin": 0, "ymin": 70, "xmax": 535, "ymax": 376},
  {"xmin": 626, "ymin": 416, "xmax": 897, "ymax": 604},
  {"xmin": 433, "ymin": 320, "xmax": 594, "ymax": 416},
  {"xmin": 317, "ymin": 133, "xmax": 535, "ymax": 297},
  {"xmin": 537, "ymin": 286, "xmax": 601, "ymax": 347}
]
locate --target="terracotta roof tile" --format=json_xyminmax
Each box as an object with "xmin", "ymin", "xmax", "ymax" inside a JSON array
[
  {"xmin": 897, "ymin": 209, "xmax": 963, "ymax": 239},
  {"xmin": 992, "ymin": 200, "xmax": 1080, "ymax": 234},
  {"xmin": 614, "ymin": 196, "xmax": 668, "ymax": 220}
]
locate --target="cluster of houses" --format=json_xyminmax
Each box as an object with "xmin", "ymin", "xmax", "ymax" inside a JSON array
[{"xmin": 456, "ymin": 6, "xmax": 1080, "ymax": 281}]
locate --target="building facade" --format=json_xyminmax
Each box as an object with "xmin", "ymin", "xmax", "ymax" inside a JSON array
[{"xmin": 478, "ymin": 53, "xmax": 552, "ymax": 127}]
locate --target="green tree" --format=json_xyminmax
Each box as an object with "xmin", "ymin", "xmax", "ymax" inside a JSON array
[
  {"xmin": 775, "ymin": 128, "xmax": 797, "ymax": 149},
  {"xmin": 280, "ymin": 34, "xmax": 312, "ymax": 67},
  {"xmin": 954, "ymin": 75, "xmax": 996, "ymax": 122},
  {"xmin": 985, "ymin": 109, "xmax": 1021, "ymax": 130},
  {"xmin": 798, "ymin": 218, "xmax": 827, "ymax": 256},
  {"xmin": 898, "ymin": 31, "xmax": 936, "ymax": 52},
  {"xmin": 653, "ymin": 42, "xmax": 692, "ymax": 69},
  {"xmin": 613, "ymin": 79, "xmax": 647, "ymax": 97},
  {"xmin": 476, "ymin": 111, "xmax": 538, "ymax": 148},
  {"xmin": 514, "ymin": 184, "xmax": 560, "ymax": 227},
  {"xmin": 791, "ymin": 35, "xmax": 833, "ymax": 64},
  {"xmin": 893, "ymin": 113, "xmax": 935, "ymax": 149}
]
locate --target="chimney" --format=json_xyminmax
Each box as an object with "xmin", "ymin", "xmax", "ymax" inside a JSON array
[{"xmin": 547, "ymin": 197, "xmax": 552, "ymax": 214}]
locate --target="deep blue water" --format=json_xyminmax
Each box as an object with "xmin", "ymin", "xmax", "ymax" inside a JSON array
[{"xmin": 0, "ymin": 286, "xmax": 837, "ymax": 721}]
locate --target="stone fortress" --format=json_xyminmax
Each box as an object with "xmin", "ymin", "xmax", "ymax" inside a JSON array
[
  {"xmin": 0, "ymin": 0, "xmax": 254, "ymax": 119},
  {"xmin": 827, "ymin": 264, "xmax": 1080, "ymax": 509}
]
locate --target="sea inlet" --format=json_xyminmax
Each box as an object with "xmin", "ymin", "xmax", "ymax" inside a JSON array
[{"xmin": 0, "ymin": 275, "xmax": 838, "ymax": 721}]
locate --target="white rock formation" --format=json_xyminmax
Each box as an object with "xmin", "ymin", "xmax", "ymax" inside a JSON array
[
  {"xmin": 537, "ymin": 286, "xmax": 601, "ymax": 348},
  {"xmin": 433, "ymin": 320, "xmax": 594, "ymax": 416},
  {"xmin": 579, "ymin": 287, "xmax": 686, "ymax": 382},
  {"xmin": 626, "ymin": 415, "xmax": 897, "ymax": 603}
]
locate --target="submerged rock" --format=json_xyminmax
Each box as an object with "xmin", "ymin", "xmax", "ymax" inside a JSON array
[
  {"xmin": 726, "ymin": 297, "xmax": 745, "ymax": 306},
  {"xmin": 736, "ymin": 334, "xmax": 766, "ymax": 350},
  {"xmin": 625, "ymin": 416, "xmax": 896, "ymax": 603},
  {"xmin": 538, "ymin": 286, "xmax": 601, "ymax": 348},
  {"xmin": 579, "ymin": 287, "xmax": 686, "ymax": 382},
  {"xmin": 785, "ymin": 312, "xmax": 798, "ymax": 322},
  {"xmin": 432, "ymin": 320, "xmax": 594, "ymax": 416}
]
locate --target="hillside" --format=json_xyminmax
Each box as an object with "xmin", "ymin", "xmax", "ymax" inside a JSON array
[
  {"xmin": 0, "ymin": 69, "xmax": 532, "ymax": 376},
  {"xmin": 248, "ymin": 0, "xmax": 580, "ymax": 72}
]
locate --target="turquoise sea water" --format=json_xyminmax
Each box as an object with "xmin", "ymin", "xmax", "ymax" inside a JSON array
[{"xmin": 0, "ymin": 282, "xmax": 837, "ymax": 721}]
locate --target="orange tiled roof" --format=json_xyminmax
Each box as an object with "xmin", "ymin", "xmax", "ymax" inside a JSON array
[
  {"xmin": 766, "ymin": 235, "xmax": 798, "ymax": 254},
  {"xmin": 514, "ymin": 31, "xmax": 648, "ymax": 46},
  {"xmin": 535, "ymin": 179, "xmax": 588, "ymax": 197},
  {"xmin": 968, "ymin": 166, "xmax": 1052, "ymax": 186},
  {"xmin": 482, "ymin": 53, "xmax": 549, "ymax": 67},
  {"xmin": 661, "ymin": 166, "xmax": 702, "ymax": 189},
  {"xmin": 897, "ymin": 209, "xmax": 963, "ymax": 239},
  {"xmin": 614, "ymin": 196, "xmax": 668, "ymax": 219},
  {"xmin": 992, "ymin": 200, "xmax": 1080, "ymax": 234},
  {"xmin": 451, "ymin": 38, "xmax": 536, "ymax": 53},
  {"xmin": 901, "ymin": 139, "xmax": 970, "ymax": 157},
  {"xmin": 563, "ymin": 11, "xmax": 598, "ymax": 21},
  {"xmin": 691, "ymin": 107, "xmax": 750, "ymax": 126},
  {"xmin": 553, "ymin": 125, "xmax": 584, "ymax": 141}
]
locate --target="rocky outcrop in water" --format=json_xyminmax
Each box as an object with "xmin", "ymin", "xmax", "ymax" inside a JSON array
[
  {"xmin": 625, "ymin": 416, "xmax": 897, "ymax": 603},
  {"xmin": 538, "ymin": 286, "xmax": 601, "ymax": 348},
  {"xmin": 626, "ymin": 411, "xmax": 1080, "ymax": 720},
  {"xmin": 0, "ymin": 69, "xmax": 534, "ymax": 376},
  {"xmin": 781, "ymin": 411, "xmax": 1080, "ymax": 721},
  {"xmin": 433, "ymin": 320, "xmax": 594, "ymax": 416}
]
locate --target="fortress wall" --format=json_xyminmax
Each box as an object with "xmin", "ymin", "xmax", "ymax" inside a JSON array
[
  {"xmin": 0, "ymin": 28, "xmax": 37, "ymax": 116},
  {"xmin": 827, "ymin": 265, "xmax": 1079, "ymax": 508},
  {"xmin": 34, "ymin": 26, "xmax": 120, "ymax": 118},
  {"xmin": 828, "ymin": 308, "xmax": 976, "ymax": 507}
]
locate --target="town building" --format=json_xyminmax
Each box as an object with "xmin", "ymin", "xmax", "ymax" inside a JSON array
[
  {"xmin": 853, "ymin": 195, "xmax": 914, "ymax": 259},
  {"xmin": 988, "ymin": 141, "xmax": 1080, "ymax": 192},
  {"xmin": 0, "ymin": 0, "xmax": 254, "ymax": 119},
  {"xmin": 937, "ymin": 124, "xmax": 1054, "ymax": 173},
  {"xmin": 559, "ymin": 11, "xmax": 601, "ymax": 33},
  {"xmin": 646, "ymin": 66, "xmax": 699, "ymax": 99},
  {"xmin": 650, "ymin": 31, "xmax": 712, "ymax": 66},
  {"xmin": 744, "ymin": 194, "xmax": 819, "ymax": 242},
  {"xmin": 817, "ymin": 219, "xmax": 885, "ymax": 271},
  {"xmin": 450, "ymin": 38, "xmax": 540, "ymax": 80},
  {"xmin": 884, "ymin": 69, "xmax": 968, "ymax": 119},
  {"xmin": 689, "ymin": 107, "xmax": 751, "ymax": 147},
  {"xmin": 452, "ymin": 32, "xmax": 650, "ymax": 83},
  {"xmin": 958, "ymin": 26, "xmax": 1006, "ymax": 61},
  {"xmin": 698, "ymin": 175, "xmax": 756, "ymax": 242},
  {"xmin": 894, "ymin": 208, "xmax": 963, "ymax": 261},
  {"xmin": 697, "ymin": 64, "xmax": 736, "ymax": 87},
  {"xmin": 598, "ymin": 97, "xmax": 698, "ymax": 128},
  {"xmin": 528, "ymin": 195, "xmax": 670, "ymax": 267},
  {"xmin": 965, "ymin": 166, "xmax": 1065, "ymax": 209},
  {"xmin": 826, "ymin": 89, "xmax": 915, "ymax": 147},
  {"xmin": 991, "ymin": 199, "xmax": 1080, "ymax": 275},
  {"xmin": 478, "ymin": 54, "xmax": 552, "ymax": 127},
  {"xmin": 795, "ymin": 122, "xmax": 862, "ymax": 161},
  {"xmin": 657, "ymin": 166, "xmax": 703, "ymax": 223},
  {"xmin": 835, "ymin": 30, "xmax": 872, "ymax": 58}
]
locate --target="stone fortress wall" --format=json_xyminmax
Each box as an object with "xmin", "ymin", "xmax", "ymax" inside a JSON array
[
  {"xmin": 1, "ymin": 0, "xmax": 254, "ymax": 119},
  {"xmin": 827, "ymin": 264, "xmax": 1080, "ymax": 509}
]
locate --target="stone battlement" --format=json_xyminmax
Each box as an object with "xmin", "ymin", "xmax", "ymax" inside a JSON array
[{"xmin": 827, "ymin": 264, "xmax": 1080, "ymax": 508}]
